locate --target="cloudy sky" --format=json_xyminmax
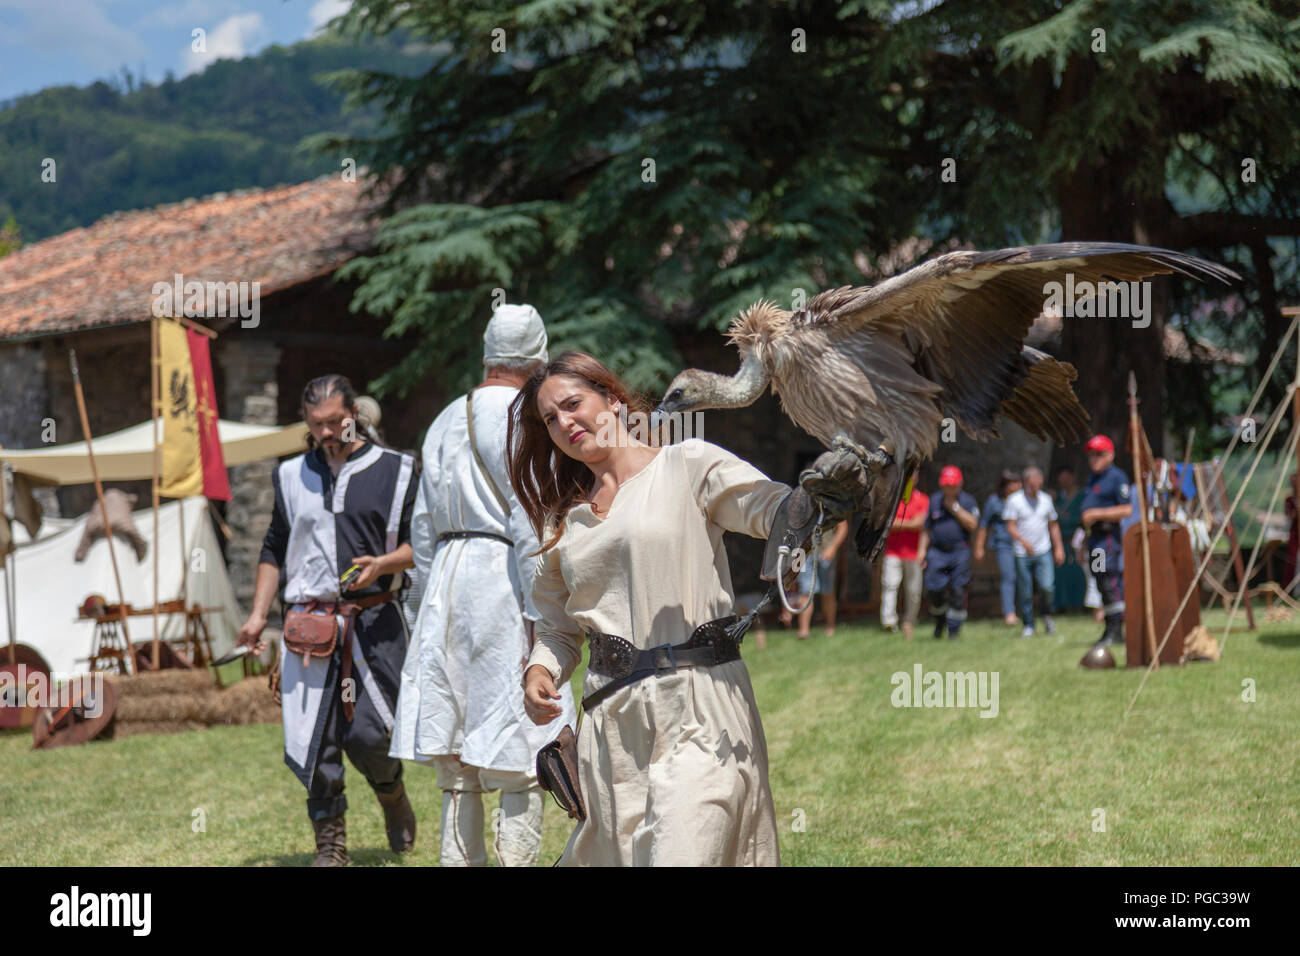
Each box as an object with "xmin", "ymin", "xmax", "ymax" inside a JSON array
[{"xmin": 0, "ymin": 0, "xmax": 351, "ymax": 102}]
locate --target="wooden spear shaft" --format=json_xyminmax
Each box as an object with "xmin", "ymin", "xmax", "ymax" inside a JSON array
[
  {"xmin": 1128, "ymin": 372, "xmax": 1158, "ymax": 669},
  {"xmin": 69, "ymin": 349, "xmax": 134, "ymax": 674}
]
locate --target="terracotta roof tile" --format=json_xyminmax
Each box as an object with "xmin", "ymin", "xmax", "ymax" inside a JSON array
[{"xmin": 0, "ymin": 176, "xmax": 382, "ymax": 340}]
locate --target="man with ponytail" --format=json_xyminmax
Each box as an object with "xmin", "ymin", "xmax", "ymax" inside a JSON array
[{"xmin": 237, "ymin": 374, "xmax": 419, "ymax": 866}]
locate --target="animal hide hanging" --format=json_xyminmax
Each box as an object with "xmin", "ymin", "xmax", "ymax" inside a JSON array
[{"xmin": 74, "ymin": 489, "xmax": 149, "ymax": 563}]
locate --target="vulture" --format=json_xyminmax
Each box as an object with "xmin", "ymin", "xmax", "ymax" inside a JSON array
[{"xmin": 654, "ymin": 241, "xmax": 1239, "ymax": 565}]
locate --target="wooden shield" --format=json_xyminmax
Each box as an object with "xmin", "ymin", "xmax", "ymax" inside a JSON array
[{"xmin": 1124, "ymin": 523, "xmax": 1188, "ymax": 667}]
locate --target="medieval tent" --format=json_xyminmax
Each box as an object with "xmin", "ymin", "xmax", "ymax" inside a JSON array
[
  {"xmin": 1, "ymin": 417, "xmax": 307, "ymax": 679},
  {"xmin": 0, "ymin": 496, "xmax": 237, "ymax": 680}
]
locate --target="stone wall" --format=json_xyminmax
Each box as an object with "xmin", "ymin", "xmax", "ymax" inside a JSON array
[
  {"xmin": 0, "ymin": 340, "xmax": 50, "ymax": 448},
  {"xmin": 218, "ymin": 338, "xmax": 282, "ymax": 623},
  {"xmin": 40, "ymin": 327, "xmax": 154, "ymax": 520},
  {"xmin": 0, "ymin": 340, "xmax": 59, "ymax": 517}
]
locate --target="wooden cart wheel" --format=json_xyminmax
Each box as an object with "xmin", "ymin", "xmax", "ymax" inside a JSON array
[
  {"xmin": 0, "ymin": 644, "xmax": 52, "ymax": 730},
  {"xmin": 31, "ymin": 675, "xmax": 118, "ymax": 750}
]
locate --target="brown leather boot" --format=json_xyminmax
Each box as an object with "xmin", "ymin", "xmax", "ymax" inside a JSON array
[
  {"xmin": 376, "ymin": 783, "xmax": 416, "ymax": 853},
  {"xmin": 310, "ymin": 815, "xmax": 349, "ymax": 867}
]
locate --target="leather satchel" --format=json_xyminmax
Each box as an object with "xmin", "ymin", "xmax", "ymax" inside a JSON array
[
  {"xmin": 536, "ymin": 723, "xmax": 585, "ymax": 822},
  {"xmin": 283, "ymin": 600, "xmax": 339, "ymax": 668}
]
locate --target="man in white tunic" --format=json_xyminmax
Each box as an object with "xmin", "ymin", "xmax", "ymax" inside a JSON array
[{"xmin": 391, "ymin": 304, "xmax": 576, "ymax": 866}]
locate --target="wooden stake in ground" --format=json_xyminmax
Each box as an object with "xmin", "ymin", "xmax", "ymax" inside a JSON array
[
  {"xmin": 1128, "ymin": 372, "xmax": 1158, "ymax": 669},
  {"xmin": 69, "ymin": 348, "xmax": 134, "ymax": 675}
]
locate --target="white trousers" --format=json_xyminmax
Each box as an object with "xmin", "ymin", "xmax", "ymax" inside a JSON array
[
  {"xmin": 433, "ymin": 756, "xmax": 544, "ymax": 867},
  {"xmin": 1082, "ymin": 562, "xmax": 1102, "ymax": 609},
  {"xmin": 881, "ymin": 555, "xmax": 922, "ymax": 627}
]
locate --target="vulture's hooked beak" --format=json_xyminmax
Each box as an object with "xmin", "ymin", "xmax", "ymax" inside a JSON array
[{"xmin": 649, "ymin": 406, "xmax": 668, "ymax": 431}]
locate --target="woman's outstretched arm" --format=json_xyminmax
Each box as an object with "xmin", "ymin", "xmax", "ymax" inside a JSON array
[{"xmin": 684, "ymin": 439, "xmax": 791, "ymax": 539}]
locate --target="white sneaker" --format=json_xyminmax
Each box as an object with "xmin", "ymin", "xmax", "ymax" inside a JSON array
[{"xmin": 1020, "ymin": 625, "xmax": 1035, "ymax": 638}]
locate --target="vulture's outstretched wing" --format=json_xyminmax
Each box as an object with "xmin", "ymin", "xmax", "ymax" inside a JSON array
[{"xmin": 791, "ymin": 242, "xmax": 1238, "ymax": 442}]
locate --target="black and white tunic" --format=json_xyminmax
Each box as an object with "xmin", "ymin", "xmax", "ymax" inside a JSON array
[{"xmin": 260, "ymin": 442, "xmax": 418, "ymax": 785}]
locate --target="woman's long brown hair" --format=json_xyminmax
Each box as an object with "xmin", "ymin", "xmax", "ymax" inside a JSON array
[{"xmin": 507, "ymin": 352, "xmax": 653, "ymax": 552}]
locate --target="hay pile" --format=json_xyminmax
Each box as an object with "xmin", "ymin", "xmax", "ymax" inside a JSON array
[
  {"xmin": 1264, "ymin": 604, "xmax": 1293, "ymax": 624},
  {"xmin": 109, "ymin": 669, "xmax": 280, "ymax": 738}
]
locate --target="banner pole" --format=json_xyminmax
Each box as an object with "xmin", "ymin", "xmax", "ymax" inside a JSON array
[{"xmin": 152, "ymin": 314, "xmax": 161, "ymax": 670}]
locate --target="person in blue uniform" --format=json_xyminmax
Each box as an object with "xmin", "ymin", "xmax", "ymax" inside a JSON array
[
  {"xmin": 1079, "ymin": 434, "xmax": 1132, "ymax": 647},
  {"xmin": 919, "ymin": 465, "xmax": 980, "ymax": 639}
]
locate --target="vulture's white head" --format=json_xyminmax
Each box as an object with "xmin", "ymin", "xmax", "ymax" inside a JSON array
[
  {"xmin": 653, "ymin": 351, "xmax": 770, "ymax": 424},
  {"xmin": 653, "ymin": 299, "xmax": 789, "ymax": 424}
]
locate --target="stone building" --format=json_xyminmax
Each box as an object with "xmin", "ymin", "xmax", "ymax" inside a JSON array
[{"xmin": 0, "ymin": 176, "xmax": 446, "ymax": 618}]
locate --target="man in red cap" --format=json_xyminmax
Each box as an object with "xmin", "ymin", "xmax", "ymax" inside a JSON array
[
  {"xmin": 1079, "ymin": 434, "xmax": 1132, "ymax": 646},
  {"xmin": 918, "ymin": 465, "xmax": 980, "ymax": 639}
]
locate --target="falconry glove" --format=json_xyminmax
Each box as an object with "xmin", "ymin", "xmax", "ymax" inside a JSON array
[
  {"xmin": 761, "ymin": 442, "xmax": 880, "ymax": 581},
  {"xmin": 799, "ymin": 444, "xmax": 875, "ymax": 524}
]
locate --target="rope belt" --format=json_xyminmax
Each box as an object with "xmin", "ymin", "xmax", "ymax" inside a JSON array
[
  {"xmin": 580, "ymin": 590, "xmax": 775, "ymax": 713},
  {"xmin": 437, "ymin": 530, "xmax": 514, "ymax": 547}
]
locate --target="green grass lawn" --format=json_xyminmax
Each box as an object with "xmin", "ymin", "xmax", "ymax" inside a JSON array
[{"xmin": 2, "ymin": 607, "xmax": 1296, "ymax": 866}]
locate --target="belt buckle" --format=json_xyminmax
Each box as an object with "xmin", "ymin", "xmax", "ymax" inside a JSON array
[{"xmin": 651, "ymin": 643, "xmax": 677, "ymax": 675}]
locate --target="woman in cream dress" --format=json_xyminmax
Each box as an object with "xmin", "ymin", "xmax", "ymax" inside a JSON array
[{"xmin": 511, "ymin": 352, "xmax": 790, "ymax": 866}]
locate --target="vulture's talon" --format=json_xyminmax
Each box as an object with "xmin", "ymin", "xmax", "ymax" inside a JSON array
[
  {"xmin": 863, "ymin": 446, "xmax": 893, "ymax": 479},
  {"xmin": 831, "ymin": 435, "xmax": 871, "ymax": 457}
]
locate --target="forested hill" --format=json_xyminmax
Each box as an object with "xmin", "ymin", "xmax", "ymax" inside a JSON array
[{"xmin": 0, "ymin": 34, "xmax": 430, "ymax": 243}]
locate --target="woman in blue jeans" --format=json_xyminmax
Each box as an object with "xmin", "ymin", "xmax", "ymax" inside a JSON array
[{"xmin": 974, "ymin": 470, "xmax": 1023, "ymax": 626}]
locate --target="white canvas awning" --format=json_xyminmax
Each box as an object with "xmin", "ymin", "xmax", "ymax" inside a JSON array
[
  {"xmin": 0, "ymin": 418, "xmax": 308, "ymax": 485},
  {"xmin": 0, "ymin": 496, "xmax": 243, "ymax": 680}
]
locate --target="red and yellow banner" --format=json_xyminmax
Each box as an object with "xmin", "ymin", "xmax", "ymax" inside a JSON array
[{"xmin": 158, "ymin": 319, "xmax": 230, "ymax": 501}]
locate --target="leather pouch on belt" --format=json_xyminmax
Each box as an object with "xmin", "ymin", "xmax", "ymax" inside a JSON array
[
  {"xmin": 283, "ymin": 600, "xmax": 338, "ymax": 668},
  {"xmin": 536, "ymin": 724, "xmax": 586, "ymax": 822}
]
